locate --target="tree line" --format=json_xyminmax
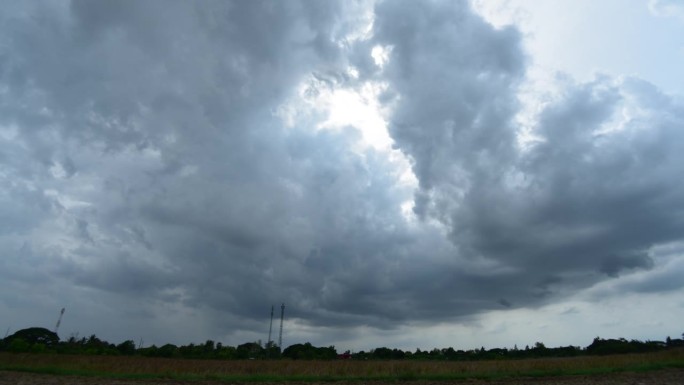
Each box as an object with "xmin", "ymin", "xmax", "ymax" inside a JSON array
[{"xmin": 2, "ymin": 327, "xmax": 683, "ymax": 360}]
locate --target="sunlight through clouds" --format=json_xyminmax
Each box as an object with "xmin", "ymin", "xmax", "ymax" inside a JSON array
[{"xmin": 320, "ymin": 84, "xmax": 392, "ymax": 151}]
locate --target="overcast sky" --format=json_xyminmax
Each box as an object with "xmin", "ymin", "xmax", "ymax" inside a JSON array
[{"xmin": 2, "ymin": 0, "xmax": 684, "ymax": 352}]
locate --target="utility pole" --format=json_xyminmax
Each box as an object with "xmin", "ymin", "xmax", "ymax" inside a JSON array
[
  {"xmin": 278, "ymin": 303, "xmax": 285, "ymax": 349},
  {"xmin": 267, "ymin": 305, "xmax": 274, "ymax": 347},
  {"xmin": 54, "ymin": 308, "xmax": 65, "ymax": 334}
]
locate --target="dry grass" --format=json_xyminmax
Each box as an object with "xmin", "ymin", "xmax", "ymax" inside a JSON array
[{"xmin": 1, "ymin": 349, "xmax": 683, "ymax": 381}]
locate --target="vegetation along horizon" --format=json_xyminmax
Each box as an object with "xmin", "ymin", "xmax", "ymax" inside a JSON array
[{"xmin": 1, "ymin": 326, "xmax": 684, "ymax": 381}]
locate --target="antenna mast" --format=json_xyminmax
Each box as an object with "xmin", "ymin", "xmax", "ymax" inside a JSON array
[
  {"xmin": 54, "ymin": 308, "xmax": 65, "ymax": 334},
  {"xmin": 267, "ymin": 305, "xmax": 274, "ymax": 347},
  {"xmin": 278, "ymin": 303, "xmax": 285, "ymax": 349}
]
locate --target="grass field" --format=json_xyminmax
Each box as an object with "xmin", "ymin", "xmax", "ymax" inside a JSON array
[{"xmin": 1, "ymin": 349, "xmax": 684, "ymax": 382}]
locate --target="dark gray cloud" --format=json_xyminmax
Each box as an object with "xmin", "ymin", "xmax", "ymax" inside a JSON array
[
  {"xmin": 1, "ymin": 0, "xmax": 426, "ymax": 342},
  {"xmin": 1, "ymin": 0, "xmax": 684, "ymax": 348},
  {"xmin": 370, "ymin": 0, "xmax": 684, "ymax": 319}
]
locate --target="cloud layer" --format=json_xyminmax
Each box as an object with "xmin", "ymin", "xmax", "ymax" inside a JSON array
[{"xmin": 2, "ymin": 0, "xmax": 683, "ymax": 347}]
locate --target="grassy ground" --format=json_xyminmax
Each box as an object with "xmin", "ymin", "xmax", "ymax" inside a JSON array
[{"xmin": 1, "ymin": 349, "xmax": 683, "ymax": 382}]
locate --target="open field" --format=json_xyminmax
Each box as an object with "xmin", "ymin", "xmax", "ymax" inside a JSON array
[
  {"xmin": 1, "ymin": 349, "xmax": 683, "ymax": 384},
  {"xmin": 3, "ymin": 369, "xmax": 684, "ymax": 385}
]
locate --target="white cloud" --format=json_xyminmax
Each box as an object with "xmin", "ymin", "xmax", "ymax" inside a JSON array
[{"xmin": 649, "ymin": 0, "xmax": 684, "ymax": 20}]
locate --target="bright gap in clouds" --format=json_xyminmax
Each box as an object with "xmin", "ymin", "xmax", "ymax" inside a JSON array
[
  {"xmin": 321, "ymin": 81, "xmax": 422, "ymax": 221},
  {"xmin": 471, "ymin": 0, "xmax": 684, "ymax": 96},
  {"xmin": 281, "ymin": 72, "xmax": 420, "ymax": 220},
  {"xmin": 321, "ymin": 82, "xmax": 393, "ymax": 151},
  {"xmin": 472, "ymin": 0, "xmax": 684, "ymax": 153},
  {"xmin": 277, "ymin": 73, "xmax": 394, "ymax": 151}
]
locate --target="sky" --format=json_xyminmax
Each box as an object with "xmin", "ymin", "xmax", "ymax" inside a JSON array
[{"xmin": 2, "ymin": 0, "xmax": 684, "ymax": 353}]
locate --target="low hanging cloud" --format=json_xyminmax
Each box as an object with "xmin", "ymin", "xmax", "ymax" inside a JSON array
[{"xmin": 1, "ymin": 0, "xmax": 684, "ymax": 345}]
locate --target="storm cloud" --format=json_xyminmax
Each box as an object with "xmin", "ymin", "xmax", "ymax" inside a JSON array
[{"xmin": 2, "ymin": 0, "xmax": 683, "ymax": 348}]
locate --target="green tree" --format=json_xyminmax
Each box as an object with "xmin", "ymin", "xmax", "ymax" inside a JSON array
[
  {"xmin": 8, "ymin": 338, "xmax": 30, "ymax": 352},
  {"xmin": 216, "ymin": 344, "xmax": 237, "ymax": 359},
  {"xmin": 236, "ymin": 342, "xmax": 263, "ymax": 359},
  {"xmin": 203, "ymin": 339, "xmax": 215, "ymax": 357},
  {"xmin": 282, "ymin": 342, "xmax": 337, "ymax": 360},
  {"xmin": 157, "ymin": 343, "xmax": 180, "ymax": 358},
  {"xmin": 83, "ymin": 334, "xmax": 117, "ymax": 355},
  {"xmin": 116, "ymin": 340, "xmax": 136, "ymax": 355},
  {"xmin": 4, "ymin": 327, "xmax": 59, "ymax": 348}
]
